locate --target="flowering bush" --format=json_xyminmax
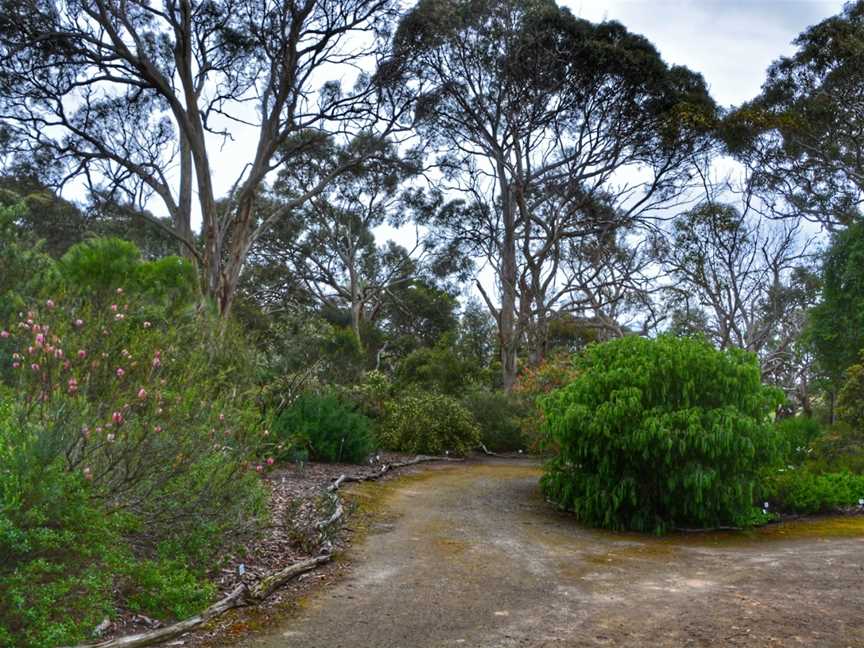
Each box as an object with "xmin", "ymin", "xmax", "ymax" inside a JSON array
[
  {"xmin": 379, "ymin": 391, "xmax": 480, "ymax": 456},
  {"xmin": 0, "ymin": 289, "xmax": 266, "ymax": 646}
]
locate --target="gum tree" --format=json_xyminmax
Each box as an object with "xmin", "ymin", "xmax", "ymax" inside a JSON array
[{"xmin": 0, "ymin": 0, "xmax": 406, "ymax": 315}]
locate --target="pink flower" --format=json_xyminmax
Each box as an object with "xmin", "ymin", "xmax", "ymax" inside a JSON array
[
  {"xmin": 11, "ymin": 362, "xmax": 20, "ymax": 369},
  {"xmin": 266, "ymin": 457, "xmax": 275, "ymax": 466},
  {"xmin": 27, "ymin": 346, "xmax": 35, "ymax": 355},
  {"xmin": 153, "ymin": 425, "xmax": 163, "ymax": 433},
  {"xmin": 45, "ymin": 299, "xmax": 55, "ymax": 309},
  {"xmin": 255, "ymin": 465, "xmax": 263, "ymax": 473},
  {"xmin": 152, "ymin": 357, "xmax": 161, "ymax": 368},
  {"xmin": 0, "ymin": 330, "xmax": 8, "ymax": 338},
  {"xmin": 111, "ymin": 411, "xmax": 124, "ymax": 426},
  {"xmin": 110, "ymin": 304, "xmax": 118, "ymax": 312},
  {"xmin": 137, "ymin": 388, "xmax": 147, "ymax": 400},
  {"xmin": 63, "ymin": 360, "xmax": 71, "ymax": 370},
  {"xmin": 74, "ymin": 319, "xmax": 84, "ymax": 328},
  {"xmin": 54, "ymin": 348, "xmax": 63, "ymax": 359},
  {"xmin": 35, "ymin": 333, "xmax": 44, "ymax": 346},
  {"xmin": 95, "ymin": 426, "xmax": 103, "ymax": 434},
  {"xmin": 30, "ymin": 363, "xmax": 39, "ymax": 372},
  {"xmin": 115, "ymin": 367, "xmax": 125, "ymax": 378},
  {"xmin": 77, "ymin": 349, "xmax": 87, "ymax": 359},
  {"xmin": 67, "ymin": 378, "xmax": 78, "ymax": 394}
]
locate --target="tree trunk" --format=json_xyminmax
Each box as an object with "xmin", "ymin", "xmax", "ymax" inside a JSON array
[{"xmin": 498, "ymin": 167, "xmax": 519, "ymax": 392}]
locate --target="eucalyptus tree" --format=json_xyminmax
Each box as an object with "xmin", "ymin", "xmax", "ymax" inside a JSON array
[
  {"xmin": 381, "ymin": 0, "xmax": 716, "ymax": 388},
  {"xmin": 725, "ymin": 1, "xmax": 864, "ymax": 227},
  {"xmin": 659, "ymin": 202, "xmax": 819, "ymax": 405},
  {"xmin": 0, "ymin": 0, "xmax": 405, "ymax": 315},
  {"xmin": 249, "ymin": 135, "xmax": 424, "ymax": 349}
]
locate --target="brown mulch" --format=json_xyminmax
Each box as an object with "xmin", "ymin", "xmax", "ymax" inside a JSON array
[{"xmin": 92, "ymin": 452, "xmax": 427, "ymax": 647}]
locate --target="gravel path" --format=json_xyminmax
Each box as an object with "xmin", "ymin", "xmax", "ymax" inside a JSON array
[{"xmin": 236, "ymin": 459, "xmax": 864, "ymax": 648}]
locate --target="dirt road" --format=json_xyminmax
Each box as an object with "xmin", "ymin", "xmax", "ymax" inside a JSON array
[{"xmin": 238, "ymin": 459, "xmax": 864, "ymax": 647}]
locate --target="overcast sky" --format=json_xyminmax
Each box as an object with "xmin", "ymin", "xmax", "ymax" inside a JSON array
[{"xmin": 565, "ymin": 0, "xmax": 845, "ymax": 107}]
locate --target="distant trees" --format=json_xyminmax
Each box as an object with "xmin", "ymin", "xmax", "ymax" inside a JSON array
[
  {"xmin": 0, "ymin": 0, "xmax": 405, "ymax": 315},
  {"xmin": 724, "ymin": 1, "xmax": 864, "ymax": 227},
  {"xmin": 384, "ymin": 0, "xmax": 716, "ymax": 388}
]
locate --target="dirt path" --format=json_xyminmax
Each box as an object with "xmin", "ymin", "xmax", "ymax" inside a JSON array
[{"xmin": 237, "ymin": 459, "xmax": 864, "ymax": 648}]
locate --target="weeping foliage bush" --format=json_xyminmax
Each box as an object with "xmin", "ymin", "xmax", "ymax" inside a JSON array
[{"xmin": 540, "ymin": 336, "xmax": 783, "ymax": 533}]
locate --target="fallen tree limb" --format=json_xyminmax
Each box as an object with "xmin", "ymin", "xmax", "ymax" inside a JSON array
[
  {"xmin": 63, "ymin": 554, "xmax": 331, "ymax": 648},
  {"xmin": 328, "ymin": 454, "xmax": 463, "ymax": 492}
]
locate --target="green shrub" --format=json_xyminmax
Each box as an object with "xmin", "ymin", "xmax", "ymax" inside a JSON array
[
  {"xmin": 541, "ymin": 335, "xmax": 783, "ymax": 533},
  {"xmin": 0, "ymin": 285, "xmax": 266, "ymax": 645},
  {"xmin": 808, "ymin": 422, "xmax": 864, "ymax": 474},
  {"xmin": 774, "ymin": 416, "xmax": 823, "ymax": 463},
  {"xmin": 462, "ymin": 388, "xmax": 525, "ymax": 452},
  {"xmin": 763, "ymin": 468, "xmax": 864, "ymax": 513},
  {"xmin": 380, "ymin": 392, "xmax": 480, "ymax": 456},
  {"xmin": 0, "ymin": 400, "xmax": 123, "ymax": 648},
  {"xmin": 271, "ymin": 392, "xmax": 375, "ymax": 463},
  {"xmin": 123, "ymin": 559, "xmax": 216, "ymax": 622}
]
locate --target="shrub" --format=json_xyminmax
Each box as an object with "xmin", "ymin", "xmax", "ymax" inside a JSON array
[
  {"xmin": 763, "ymin": 468, "xmax": 864, "ymax": 514},
  {"xmin": 513, "ymin": 352, "xmax": 580, "ymax": 452},
  {"xmin": 0, "ymin": 405, "xmax": 122, "ymax": 648},
  {"xmin": 380, "ymin": 392, "xmax": 480, "ymax": 456},
  {"xmin": 774, "ymin": 416, "xmax": 823, "ymax": 463},
  {"xmin": 462, "ymin": 388, "xmax": 525, "ymax": 452},
  {"xmin": 808, "ymin": 422, "xmax": 864, "ymax": 474},
  {"xmin": 541, "ymin": 335, "xmax": 783, "ymax": 533},
  {"xmin": 0, "ymin": 287, "xmax": 266, "ymax": 645},
  {"xmin": 270, "ymin": 392, "xmax": 375, "ymax": 463}
]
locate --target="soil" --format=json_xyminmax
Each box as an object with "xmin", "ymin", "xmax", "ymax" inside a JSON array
[{"xmin": 227, "ymin": 458, "xmax": 864, "ymax": 648}]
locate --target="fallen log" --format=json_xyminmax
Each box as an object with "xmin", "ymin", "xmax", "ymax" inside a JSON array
[
  {"xmin": 62, "ymin": 554, "xmax": 331, "ymax": 648},
  {"xmin": 327, "ymin": 454, "xmax": 462, "ymax": 493}
]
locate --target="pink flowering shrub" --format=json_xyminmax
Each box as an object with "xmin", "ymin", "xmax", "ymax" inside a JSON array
[{"xmin": 0, "ymin": 288, "xmax": 267, "ymax": 646}]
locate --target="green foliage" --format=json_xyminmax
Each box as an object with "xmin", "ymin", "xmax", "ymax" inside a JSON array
[
  {"xmin": 0, "ymin": 202, "xmax": 60, "ymax": 324},
  {"xmin": 271, "ymin": 392, "xmax": 376, "ymax": 464},
  {"xmin": 763, "ymin": 468, "xmax": 864, "ymax": 514},
  {"xmin": 58, "ymin": 237, "xmax": 198, "ymax": 311},
  {"xmin": 808, "ymin": 423, "xmax": 864, "ymax": 475},
  {"xmin": 461, "ymin": 388, "xmax": 525, "ymax": 452},
  {"xmin": 807, "ymin": 222, "xmax": 864, "ymax": 388},
  {"xmin": 0, "ymin": 278, "xmax": 266, "ymax": 645},
  {"xmin": 380, "ymin": 392, "xmax": 480, "ymax": 456},
  {"xmin": 541, "ymin": 336, "xmax": 783, "ymax": 533},
  {"xmin": 0, "ymin": 408, "xmax": 121, "ymax": 648},
  {"xmin": 123, "ymin": 559, "xmax": 216, "ymax": 622},
  {"xmin": 774, "ymin": 416, "xmax": 823, "ymax": 463},
  {"xmin": 395, "ymin": 342, "xmax": 486, "ymax": 396}
]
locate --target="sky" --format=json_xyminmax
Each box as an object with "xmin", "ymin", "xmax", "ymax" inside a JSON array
[{"xmin": 564, "ymin": 0, "xmax": 845, "ymax": 108}]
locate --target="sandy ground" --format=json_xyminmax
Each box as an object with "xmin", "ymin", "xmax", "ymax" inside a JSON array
[{"xmin": 231, "ymin": 459, "xmax": 864, "ymax": 648}]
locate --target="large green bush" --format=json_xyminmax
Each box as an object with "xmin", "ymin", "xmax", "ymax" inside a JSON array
[
  {"xmin": 541, "ymin": 335, "xmax": 783, "ymax": 533},
  {"xmin": 380, "ymin": 392, "xmax": 480, "ymax": 456},
  {"xmin": 271, "ymin": 392, "xmax": 375, "ymax": 463}
]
